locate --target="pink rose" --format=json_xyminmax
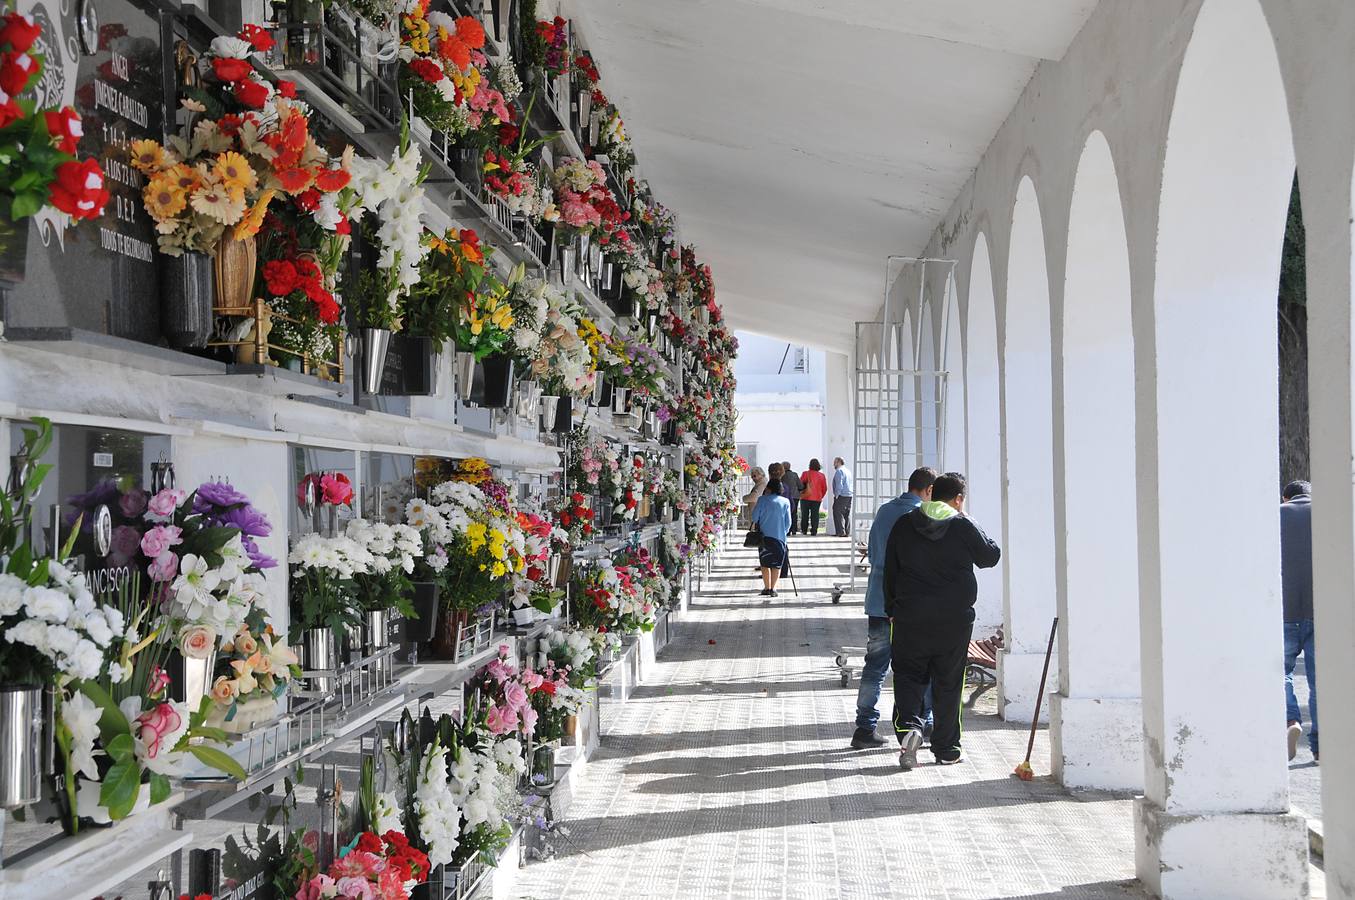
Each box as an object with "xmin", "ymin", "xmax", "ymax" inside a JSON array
[
  {"xmin": 486, "ymin": 704, "xmax": 517, "ymax": 735},
  {"xmin": 147, "ymin": 666, "xmax": 171, "ymax": 698},
  {"xmin": 135, "ymin": 702, "xmax": 183, "ymax": 759},
  {"xmin": 295, "ymin": 874, "xmax": 336, "ymax": 900},
  {"xmin": 145, "ymin": 488, "xmax": 186, "ymax": 522},
  {"xmin": 520, "ymin": 706, "xmax": 538, "ymax": 734},
  {"xmin": 485, "ymin": 658, "xmax": 511, "ymax": 684},
  {"xmin": 504, "ymin": 682, "xmax": 528, "ymax": 710},
  {"xmin": 522, "ymin": 670, "xmax": 544, "ymax": 691},
  {"xmin": 140, "ymin": 524, "xmax": 183, "ymax": 559},
  {"xmin": 148, "ymin": 550, "xmax": 178, "ymax": 583},
  {"xmin": 179, "ymin": 624, "xmax": 217, "ymax": 660}
]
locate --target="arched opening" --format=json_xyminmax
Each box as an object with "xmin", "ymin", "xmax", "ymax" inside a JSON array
[
  {"xmin": 942, "ymin": 274, "xmax": 967, "ymax": 476},
  {"xmin": 917, "ymin": 302, "xmax": 938, "ymax": 467},
  {"xmin": 999, "ymin": 177, "xmax": 1057, "ymax": 723},
  {"xmin": 965, "ymin": 234, "xmax": 1004, "ymax": 635},
  {"xmin": 1134, "ymin": 0, "xmax": 1305, "ymax": 894},
  {"xmin": 1051, "ymin": 131, "xmax": 1141, "ymax": 791}
]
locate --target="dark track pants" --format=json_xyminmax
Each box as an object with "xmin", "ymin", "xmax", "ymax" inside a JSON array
[
  {"xmin": 799, "ymin": 499, "xmax": 821, "ymax": 535},
  {"xmin": 891, "ymin": 623, "xmax": 972, "ymax": 761}
]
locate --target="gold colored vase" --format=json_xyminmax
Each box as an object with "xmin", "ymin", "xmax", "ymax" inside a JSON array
[{"xmin": 213, "ymin": 235, "xmax": 257, "ymax": 315}]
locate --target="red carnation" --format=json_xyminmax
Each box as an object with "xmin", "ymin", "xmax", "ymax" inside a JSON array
[
  {"xmin": 234, "ymin": 77, "xmax": 270, "ymax": 109},
  {"xmin": 211, "ymin": 56, "xmax": 253, "ymax": 83},
  {"xmin": 277, "ymin": 79, "xmax": 297, "ymax": 99},
  {"xmin": 335, "ymin": 214, "xmax": 351, "ymax": 235},
  {"xmin": 294, "ymin": 188, "xmax": 321, "ymax": 212},
  {"xmin": 238, "ymin": 23, "xmax": 275, "ymax": 52},
  {"xmin": 497, "ymin": 123, "xmax": 520, "ymax": 147},
  {"xmin": 0, "ymin": 13, "xmax": 42, "ymax": 53},
  {"xmin": 43, "ymin": 106, "xmax": 83, "ymax": 154},
  {"xmin": 0, "ymin": 51, "xmax": 35, "ymax": 96},
  {"xmin": 312, "ymin": 290, "xmax": 340, "ymax": 324},
  {"xmin": 48, "ymin": 159, "xmax": 108, "ymax": 220},
  {"xmin": 355, "ymin": 832, "xmax": 383, "ymax": 855},
  {"xmin": 408, "ymin": 57, "xmax": 443, "ymax": 84},
  {"xmin": 295, "ymin": 257, "xmax": 320, "ymax": 280},
  {"xmin": 263, "ymin": 260, "xmax": 299, "ymax": 296}
]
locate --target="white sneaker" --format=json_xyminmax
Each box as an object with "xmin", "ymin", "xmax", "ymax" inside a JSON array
[
  {"xmin": 1287, "ymin": 722, "xmax": 1302, "ymax": 761},
  {"xmin": 898, "ymin": 730, "xmax": 922, "ymax": 771}
]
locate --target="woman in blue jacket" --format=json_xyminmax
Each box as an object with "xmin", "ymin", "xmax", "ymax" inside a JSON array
[{"xmin": 752, "ymin": 479, "xmax": 792, "ymax": 597}]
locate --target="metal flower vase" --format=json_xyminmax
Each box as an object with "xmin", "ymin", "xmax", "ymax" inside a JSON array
[
  {"xmin": 214, "ymin": 234, "xmax": 257, "ymax": 314},
  {"xmin": 0, "ymin": 686, "xmax": 51, "ymax": 809},
  {"xmin": 160, "ymin": 250, "xmax": 214, "ymax": 349},
  {"xmin": 611, "ymin": 386, "xmax": 630, "ymax": 416},
  {"xmin": 455, "ymin": 350, "xmax": 477, "ymax": 401},
  {"xmin": 551, "ymin": 395, "xmax": 574, "ymax": 433},
  {"xmin": 517, "ymin": 381, "xmax": 543, "ymax": 419},
  {"xmin": 540, "ymin": 395, "xmax": 560, "ymax": 432},
  {"xmin": 364, "ymin": 609, "xmax": 390, "ymax": 652},
  {"xmin": 360, "ymin": 327, "xmax": 393, "ymax": 395},
  {"xmin": 404, "ymin": 582, "xmax": 441, "ymax": 643},
  {"xmin": 302, "ymin": 627, "xmax": 337, "ymax": 694},
  {"xmin": 556, "ymin": 241, "xmax": 577, "ymax": 284},
  {"xmin": 167, "ymin": 649, "xmax": 218, "ymax": 704}
]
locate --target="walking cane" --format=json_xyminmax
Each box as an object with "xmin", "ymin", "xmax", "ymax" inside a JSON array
[
  {"xmin": 784, "ymin": 550, "xmax": 799, "ymax": 597},
  {"xmin": 1014, "ymin": 616, "xmax": 1059, "ymax": 781}
]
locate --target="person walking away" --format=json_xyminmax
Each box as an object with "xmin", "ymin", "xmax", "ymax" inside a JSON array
[
  {"xmin": 832, "ymin": 457, "xmax": 854, "ymax": 537},
  {"xmin": 752, "ymin": 479, "xmax": 792, "ymax": 597},
  {"xmin": 781, "ymin": 462, "xmax": 802, "ymax": 535},
  {"xmin": 1281, "ymin": 480, "xmax": 1318, "ymax": 762},
  {"xmin": 852, "ymin": 467, "xmax": 938, "ymax": 750},
  {"xmin": 799, "ymin": 459, "xmax": 828, "ymax": 536},
  {"xmin": 886, "ymin": 472, "xmax": 1001, "ymax": 769},
  {"xmin": 743, "ymin": 466, "xmax": 769, "ymax": 573}
]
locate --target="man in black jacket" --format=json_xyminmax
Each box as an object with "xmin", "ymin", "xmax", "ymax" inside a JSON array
[{"xmin": 885, "ymin": 472, "xmax": 1001, "ymax": 769}]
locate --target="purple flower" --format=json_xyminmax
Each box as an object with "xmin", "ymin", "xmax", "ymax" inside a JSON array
[
  {"xmin": 193, "ymin": 481, "xmax": 252, "ymax": 513},
  {"xmin": 655, "ymin": 406, "xmax": 673, "ymax": 423},
  {"xmin": 242, "ymin": 537, "xmax": 278, "ymax": 570},
  {"xmin": 215, "ymin": 503, "xmax": 273, "ymax": 539},
  {"xmin": 119, "ymin": 488, "xmax": 148, "ymax": 518},
  {"xmin": 108, "ymin": 524, "xmax": 142, "ymax": 566}
]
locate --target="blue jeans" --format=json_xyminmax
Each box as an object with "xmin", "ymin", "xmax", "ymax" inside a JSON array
[
  {"xmin": 855, "ymin": 617, "xmax": 932, "ymax": 731},
  {"xmin": 1284, "ymin": 619, "xmax": 1318, "ymax": 753}
]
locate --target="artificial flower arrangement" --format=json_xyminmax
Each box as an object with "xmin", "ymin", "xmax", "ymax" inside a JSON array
[
  {"xmin": 132, "ymin": 27, "xmax": 306, "ymax": 256},
  {"xmin": 343, "ymin": 518, "xmax": 424, "ymax": 616},
  {"xmin": 287, "ymin": 530, "xmax": 376, "ymax": 642},
  {"xmin": 508, "ymin": 511, "xmax": 563, "ymax": 618},
  {"xmin": 293, "ymin": 828, "xmax": 430, "ymax": 900},
  {"xmin": 345, "ymin": 129, "xmax": 430, "ymax": 332},
  {"xmin": 391, "ymin": 704, "xmax": 524, "ymax": 875},
  {"xmin": 564, "ymin": 428, "xmax": 620, "ymax": 508},
  {"xmin": 0, "ymin": 11, "xmax": 108, "ymax": 224},
  {"xmin": 532, "ymin": 15, "xmax": 570, "ymax": 79},
  {"xmin": 398, "ymin": 2, "xmax": 488, "ymax": 139},
  {"xmin": 571, "ymin": 561, "xmax": 621, "ymax": 633},
  {"xmin": 615, "ymin": 545, "xmax": 668, "ymax": 620},
  {"xmin": 407, "ymin": 227, "xmax": 521, "ymax": 357},
  {"xmin": 512, "ymin": 277, "xmax": 595, "ymax": 398},
  {"xmin": 549, "ymin": 157, "xmax": 628, "ymax": 243},
  {"xmin": 206, "ymin": 610, "xmax": 300, "ymax": 733},
  {"xmin": 63, "ymin": 478, "xmax": 278, "ymax": 661},
  {"xmin": 522, "ymin": 659, "xmax": 583, "ymax": 744},
  {"xmin": 553, "ymin": 491, "xmax": 594, "ymax": 545},
  {"xmin": 539, "ymin": 623, "xmax": 610, "ymax": 688},
  {"xmin": 611, "ymin": 336, "xmax": 667, "ymax": 407},
  {"xmin": 404, "ymin": 480, "xmax": 523, "ymax": 650},
  {"xmin": 297, "ymin": 470, "xmax": 356, "ymax": 509},
  {"xmin": 482, "ymin": 121, "xmax": 549, "ymax": 218},
  {"xmin": 659, "ymin": 525, "xmax": 691, "ymax": 585}
]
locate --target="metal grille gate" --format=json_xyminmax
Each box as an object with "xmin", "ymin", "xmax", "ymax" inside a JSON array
[{"xmin": 848, "ymin": 258, "xmax": 957, "ymax": 590}]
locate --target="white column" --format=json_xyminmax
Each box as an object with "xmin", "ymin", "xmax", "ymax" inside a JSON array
[
  {"xmin": 1132, "ymin": 2, "xmax": 1307, "ymax": 895},
  {"xmin": 1050, "ymin": 132, "xmax": 1142, "ymax": 790},
  {"xmin": 999, "ymin": 177, "xmax": 1058, "ymax": 724},
  {"xmin": 964, "ymin": 235, "xmax": 1005, "ymax": 636}
]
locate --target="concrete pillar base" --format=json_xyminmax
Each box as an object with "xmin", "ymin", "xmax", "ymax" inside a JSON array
[
  {"xmin": 996, "ymin": 649, "xmax": 1056, "ymax": 723},
  {"xmin": 1049, "ymin": 693, "xmax": 1143, "ymax": 791},
  {"xmin": 1133, "ymin": 797, "xmax": 1309, "ymax": 899}
]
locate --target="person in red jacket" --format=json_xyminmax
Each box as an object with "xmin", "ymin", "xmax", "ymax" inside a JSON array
[{"xmin": 799, "ymin": 458, "xmax": 828, "ymax": 535}]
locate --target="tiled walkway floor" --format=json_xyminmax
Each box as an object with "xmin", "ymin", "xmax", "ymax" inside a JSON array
[
  {"xmin": 516, "ymin": 535, "xmax": 1140, "ymax": 899},
  {"xmin": 513, "ymin": 536, "xmax": 1321, "ymax": 899}
]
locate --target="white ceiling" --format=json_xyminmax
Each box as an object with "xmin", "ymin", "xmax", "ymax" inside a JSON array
[{"xmin": 572, "ymin": 0, "xmax": 1098, "ymax": 353}]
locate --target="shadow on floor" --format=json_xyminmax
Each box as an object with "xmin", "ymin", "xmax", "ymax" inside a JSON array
[{"xmin": 552, "ymin": 775, "xmax": 1084, "ymax": 854}]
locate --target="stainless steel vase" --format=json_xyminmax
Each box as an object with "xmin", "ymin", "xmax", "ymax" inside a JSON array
[
  {"xmin": 0, "ymin": 686, "xmax": 50, "ymax": 809},
  {"xmin": 302, "ymin": 627, "xmax": 336, "ymax": 694},
  {"xmin": 360, "ymin": 327, "xmax": 393, "ymax": 395},
  {"xmin": 365, "ymin": 609, "xmax": 390, "ymax": 651}
]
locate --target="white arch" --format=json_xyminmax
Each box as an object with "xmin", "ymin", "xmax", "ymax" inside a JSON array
[
  {"xmin": 999, "ymin": 176, "xmax": 1058, "ymax": 723},
  {"xmin": 965, "ymin": 234, "xmax": 1003, "ymax": 635},
  {"xmin": 1134, "ymin": 0, "xmax": 1303, "ymax": 894},
  {"xmin": 942, "ymin": 273, "xmax": 966, "ymax": 477},
  {"xmin": 1051, "ymin": 130, "xmax": 1141, "ymax": 790},
  {"xmin": 918, "ymin": 301, "xmax": 938, "ymax": 467}
]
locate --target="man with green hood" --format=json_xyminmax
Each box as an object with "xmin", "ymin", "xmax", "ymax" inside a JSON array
[{"xmin": 885, "ymin": 472, "xmax": 1001, "ymax": 769}]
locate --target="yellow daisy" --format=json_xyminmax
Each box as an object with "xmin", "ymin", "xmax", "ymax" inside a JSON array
[
  {"xmin": 129, "ymin": 139, "xmax": 167, "ymax": 175},
  {"xmin": 190, "ymin": 181, "xmax": 246, "ymax": 225},
  {"xmin": 143, "ymin": 177, "xmax": 187, "ymax": 221},
  {"xmin": 213, "ymin": 151, "xmax": 257, "ymax": 193}
]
